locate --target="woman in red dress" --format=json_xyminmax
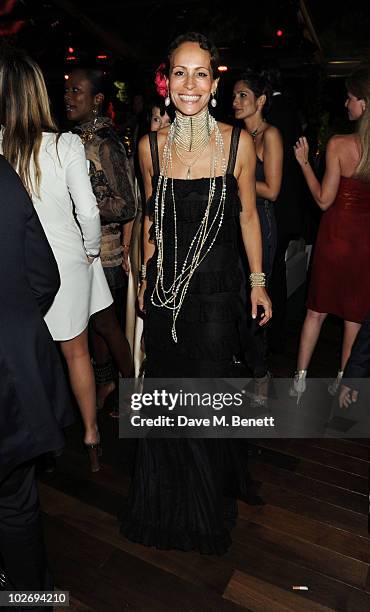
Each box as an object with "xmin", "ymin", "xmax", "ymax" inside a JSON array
[{"xmin": 290, "ymin": 64, "xmax": 370, "ymax": 399}]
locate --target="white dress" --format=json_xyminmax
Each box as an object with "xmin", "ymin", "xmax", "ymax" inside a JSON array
[{"xmin": 0, "ymin": 130, "xmax": 113, "ymax": 340}]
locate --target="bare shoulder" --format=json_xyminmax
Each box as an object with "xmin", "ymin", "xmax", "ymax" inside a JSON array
[
  {"xmin": 235, "ymin": 130, "xmax": 255, "ymax": 176},
  {"xmin": 218, "ymin": 121, "xmax": 249, "ymax": 146},
  {"xmin": 263, "ymin": 124, "xmax": 281, "ymax": 141},
  {"xmin": 216, "ymin": 122, "xmax": 252, "ymax": 147},
  {"xmin": 237, "ymin": 127, "xmax": 254, "ymax": 153},
  {"xmin": 217, "ymin": 121, "xmax": 233, "ymax": 137},
  {"xmin": 328, "ymin": 133, "xmax": 358, "ymax": 151}
]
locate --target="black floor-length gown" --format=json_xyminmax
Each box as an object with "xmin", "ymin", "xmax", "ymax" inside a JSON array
[{"xmin": 120, "ymin": 127, "xmax": 252, "ymax": 554}]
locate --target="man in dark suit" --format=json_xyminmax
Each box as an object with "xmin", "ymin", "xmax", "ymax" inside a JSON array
[
  {"xmin": 265, "ymin": 68, "xmax": 305, "ymax": 353},
  {"xmin": 0, "ymin": 155, "xmax": 74, "ymax": 598},
  {"xmin": 339, "ymin": 310, "xmax": 370, "ymax": 408}
]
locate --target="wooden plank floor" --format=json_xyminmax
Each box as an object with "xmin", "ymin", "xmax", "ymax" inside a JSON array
[
  {"xmin": 38, "ymin": 433, "xmax": 369, "ymax": 612},
  {"xmin": 38, "ymin": 288, "xmax": 370, "ymax": 611}
]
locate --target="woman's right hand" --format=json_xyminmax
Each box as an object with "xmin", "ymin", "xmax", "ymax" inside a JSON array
[
  {"xmin": 294, "ymin": 136, "xmax": 309, "ymax": 167},
  {"xmin": 137, "ymin": 280, "xmax": 147, "ymax": 313}
]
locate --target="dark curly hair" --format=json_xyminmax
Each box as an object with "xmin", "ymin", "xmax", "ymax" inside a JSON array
[{"xmin": 167, "ymin": 32, "xmax": 219, "ymax": 77}]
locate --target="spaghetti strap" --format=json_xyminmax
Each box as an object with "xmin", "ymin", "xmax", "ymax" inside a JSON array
[
  {"xmin": 226, "ymin": 126, "xmax": 241, "ymax": 175},
  {"xmin": 149, "ymin": 131, "xmax": 160, "ymax": 176}
]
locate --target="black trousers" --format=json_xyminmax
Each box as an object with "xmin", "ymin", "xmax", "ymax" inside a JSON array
[{"xmin": 0, "ymin": 460, "xmax": 52, "ymax": 608}]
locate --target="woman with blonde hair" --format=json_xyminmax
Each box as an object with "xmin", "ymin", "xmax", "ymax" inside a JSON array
[
  {"xmin": 0, "ymin": 49, "xmax": 113, "ymax": 470},
  {"xmin": 290, "ymin": 63, "xmax": 370, "ymax": 401}
]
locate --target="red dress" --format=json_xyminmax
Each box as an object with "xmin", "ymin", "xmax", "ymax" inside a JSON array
[{"xmin": 307, "ymin": 176, "xmax": 370, "ymax": 323}]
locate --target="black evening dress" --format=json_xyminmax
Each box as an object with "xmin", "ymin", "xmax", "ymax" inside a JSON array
[{"xmin": 120, "ymin": 127, "xmax": 252, "ymax": 555}]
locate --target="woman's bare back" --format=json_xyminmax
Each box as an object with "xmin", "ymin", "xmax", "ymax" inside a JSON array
[{"xmin": 336, "ymin": 133, "xmax": 362, "ymax": 178}]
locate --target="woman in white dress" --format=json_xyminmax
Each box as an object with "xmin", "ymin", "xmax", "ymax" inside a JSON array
[{"xmin": 0, "ymin": 49, "xmax": 112, "ymax": 471}]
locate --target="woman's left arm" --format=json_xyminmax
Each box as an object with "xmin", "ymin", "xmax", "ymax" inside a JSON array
[
  {"xmin": 256, "ymin": 126, "xmax": 283, "ymax": 202},
  {"xmin": 237, "ymin": 131, "xmax": 272, "ymax": 325},
  {"xmin": 66, "ymin": 135, "xmax": 102, "ymax": 257}
]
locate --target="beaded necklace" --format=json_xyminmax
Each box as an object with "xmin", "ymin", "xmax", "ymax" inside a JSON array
[
  {"xmin": 151, "ymin": 109, "xmax": 227, "ymax": 342},
  {"xmin": 173, "ymin": 108, "xmax": 213, "ymax": 179}
]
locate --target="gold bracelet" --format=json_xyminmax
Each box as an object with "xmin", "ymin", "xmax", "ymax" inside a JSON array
[
  {"xmin": 140, "ymin": 263, "xmax": 147, "ymax": 281},
  {"xmin": 249, "ymin": 272, "xmax": 266, "ymax": 288}
]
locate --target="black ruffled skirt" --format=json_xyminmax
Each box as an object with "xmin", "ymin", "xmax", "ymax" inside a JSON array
[
  {"xmin": 120, "ymin": 176, "xmax": 251, "ymax": 555},
  {"xmin": 120, "ymin": 438, "xmax": 250, "ymax": 555}
]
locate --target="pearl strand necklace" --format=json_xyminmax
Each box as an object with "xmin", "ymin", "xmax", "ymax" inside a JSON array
[{"xmin": 151, "ymin": 111, "xmax": 227, "ymax": 342}]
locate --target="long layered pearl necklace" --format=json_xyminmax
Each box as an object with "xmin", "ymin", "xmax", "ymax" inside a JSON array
[{"xmin": 151, "ymin": 109, "xmax": 227, "ymax": 343}]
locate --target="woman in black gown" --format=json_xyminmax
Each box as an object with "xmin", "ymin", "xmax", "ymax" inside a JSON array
[{"xmin": 121, "ymin": 32, "xmax": 272, "ymax": 554}]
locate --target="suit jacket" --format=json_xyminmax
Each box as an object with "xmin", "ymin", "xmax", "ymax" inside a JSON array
[
  {"xmin": 265, "ymin": 92, "xmax": 305, "ymax": 237},
  {"xmin": 343, "ymin": 310, "xmax": 370, "ymax": 379},
  {"xmin": 0, "ymin": 155, "xmax": 74, "ymax": 473}
]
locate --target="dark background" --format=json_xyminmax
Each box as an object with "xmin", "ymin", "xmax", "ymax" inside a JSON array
[{"xmin": 1, "ymin": 0, "xmax": 369, "ymax": 138}]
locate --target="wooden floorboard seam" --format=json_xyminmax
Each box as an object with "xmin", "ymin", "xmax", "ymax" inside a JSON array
[{"xmin": 39, "ymin": 482, "xmax": 370, "ymax": 612}]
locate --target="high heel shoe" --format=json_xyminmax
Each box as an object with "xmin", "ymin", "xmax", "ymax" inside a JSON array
[
  {"xmin": 246, "ymin": 371, "xmax": 272, "ymax": 409},
  {"xmin": 289, "ymin": 369, "xmax": 307, "ymax": 405},
  {"xmin": 328, "ymin": 370, "xmax": 344, "ymax": 396},
  {"xmin": 84, "ymin": 433, "xmax": 102, "ymax": 473}
]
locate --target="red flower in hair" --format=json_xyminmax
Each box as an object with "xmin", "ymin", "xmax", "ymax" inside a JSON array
[{"xmin": 154, "ymin": 63, "xmax": 167, "ymax": 98}]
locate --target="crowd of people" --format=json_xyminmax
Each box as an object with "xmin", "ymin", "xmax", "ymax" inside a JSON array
[{"xmin": 1, "ymin": 30, "xmax": 370, "ymax": 600}]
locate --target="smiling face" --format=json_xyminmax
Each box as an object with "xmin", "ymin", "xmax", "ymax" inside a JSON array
[
  {"xmin": 232, "ymin": 81, "xmax": 262, "ymax": 121},
  {"xmin": 64, "ymin": 69, "xmax": 102, "ymax": 123},
  {"xmin": 167, "ymin": 41, "xmax": 217, "ymax": 116},
  {"xmin": 150, "ymin": 106, "xmax": 171, "ymax": 131},
  {"xmin": 345, "ymin": 91, "xmax": 366, "ymax": 121}
]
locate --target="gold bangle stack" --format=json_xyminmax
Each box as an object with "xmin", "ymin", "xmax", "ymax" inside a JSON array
[
  {"xmin": 249, "ymin": 272, "xmax": 266, "ymax": 288},
  {"xmin": 140, "ymin": 264, "xmax": 147, "ymax": 281}
]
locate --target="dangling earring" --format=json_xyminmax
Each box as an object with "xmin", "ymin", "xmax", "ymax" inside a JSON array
[
  {"xmin": 210, "ymin": 92, "xmax": 217, "ymax": 108},
  {"xmin": 165, "ymin": 95, "xmax": 171, "ymax": 107},
  {"xmin": 92, "ymin": 104, "xmax": 98, "ymax": 126}
]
